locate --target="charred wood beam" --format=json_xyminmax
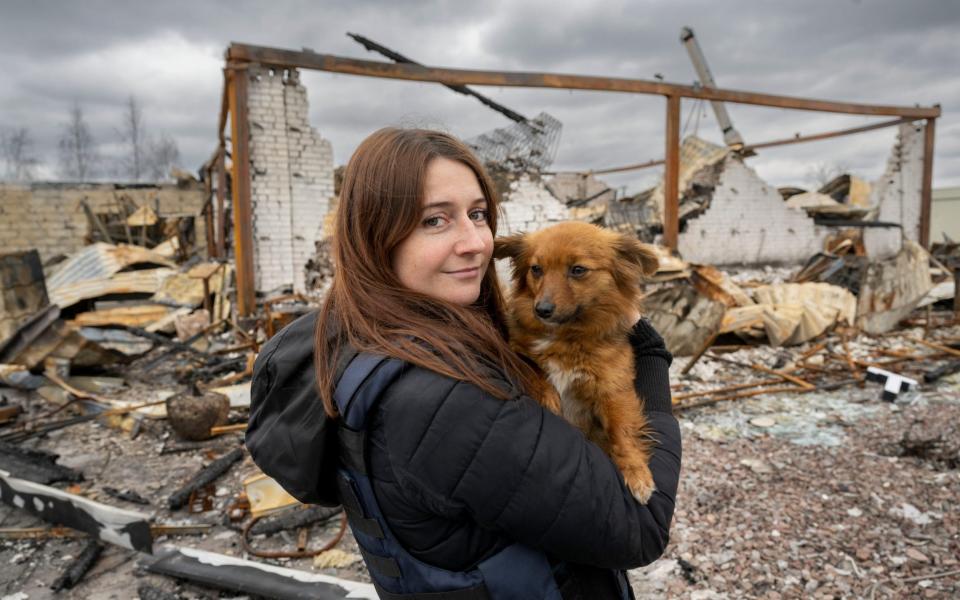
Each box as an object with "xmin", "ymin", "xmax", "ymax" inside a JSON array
[
  {"xmin": 227, "ymin": 43, "xmax": 941, "ymax": 118},
  {"xmin": 924, "ymin": 360, "xmax": 960, "ymax": 383},
  {"xmin": 103, "ymin": 486, "xmax": 150, "ymax": 505},
  {"xmin": 168, "ymin": 447, "xmax": 244, "ymax": 510},
  {"xmin": 141, "ymin": 546, "xmax": 378, "ymax": 599},
  {"xmin": 0, "ymin": 440, "xmax": 84, "ymax": 485},
  {"xmin": 249, "ymin": 505, "xmax": 342, "ymax": 537},
  {"xmin": 51, "ymin": 539, "xmax": 103, "ymax": 591},
  {"xmin": 347, "ymin": 33, "xmax": 528, "ymax": 124}
]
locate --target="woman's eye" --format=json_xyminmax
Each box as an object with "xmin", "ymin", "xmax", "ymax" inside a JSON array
[
  {"xmin": 469, "ymin": 209, "xmax": 489, "ymax": 223},
  {"xmin": 423, "ymin": 216, "xmax": 446, "ymax": 227},
  {"xmin": 569, "ymin": 265, "xmax": 587, "ymax": 277},
  {"xmin": 530, "ymin": 265, "xmax": 543, "ymax": 277}
]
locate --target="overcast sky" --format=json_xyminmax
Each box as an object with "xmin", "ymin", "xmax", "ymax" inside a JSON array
[{"xmin": 2, "ymin": 0, "xmax": 957, "ymax": 193}]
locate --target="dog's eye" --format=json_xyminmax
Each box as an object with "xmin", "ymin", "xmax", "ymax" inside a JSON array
[
  {"xmin": 569, "ymin": 265, "xmax": 588, "ymax": 277},
  {"xmin": 530, "ymin": 265, "xmax": 543, "ymax": 278}
]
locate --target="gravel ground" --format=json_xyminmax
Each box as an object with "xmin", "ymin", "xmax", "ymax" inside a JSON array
[{"xmin": 1, "ymin": 328, "xmax": 958, "ymax": 599}]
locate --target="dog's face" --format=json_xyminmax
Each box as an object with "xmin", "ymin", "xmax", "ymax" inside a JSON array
[{"xmin": 494, "ymin": 222, "xmax": 658, "ymax": 327}]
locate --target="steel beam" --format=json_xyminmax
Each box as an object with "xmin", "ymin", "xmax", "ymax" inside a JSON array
[
  {"xmin": 228, "ymin": 67, "xmax": 256, "ymax": 316},
  {"xmin": 920, "ymin": 118, "xmax": 936, "ymax": 248},
  {"xmin": 216, "ymin": 147, "xmax": 227, "ymax": 258},
  {"xmin": 227, "ymin": 44, "xmax": 940, "ymax": 118},
  {"xmin": 664, "ymin": 95, "xmax": 681, "ymax": 250}
]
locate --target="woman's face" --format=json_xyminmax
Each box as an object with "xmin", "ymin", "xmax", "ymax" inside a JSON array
[{"xmin": 392, "ymin": 157, "xmax": 494, "ymax": 306}]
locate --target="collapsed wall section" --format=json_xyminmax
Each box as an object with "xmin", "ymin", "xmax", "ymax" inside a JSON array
[
  {"xmin": 677, "ymin": 156, "xmax": 828, "ymax": 264},
  {"xmin": 498, "ymin": 174, "xmax": 570, "ymax": 235},
  {"xmin": 246, "ymin": 66, "xmax": 334, "ymax": 293},
  {"xmin": 677, "ymin": 123, "xmax": 923, "ymax": 265}
]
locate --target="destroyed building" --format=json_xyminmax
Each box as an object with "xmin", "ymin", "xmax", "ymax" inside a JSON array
[{"xmin": 1, "ymin": 40, "xmax": 956, "ymax": 599}]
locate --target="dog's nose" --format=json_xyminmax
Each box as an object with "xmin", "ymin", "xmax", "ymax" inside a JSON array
[{"xmin": 535, "ymin": 301, "xmax": 555, "ymax": 319}]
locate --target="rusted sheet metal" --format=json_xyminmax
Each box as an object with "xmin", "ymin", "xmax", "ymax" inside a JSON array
[
  {"xmin": 47, "ymin": 243, "xmax": 176, "ymax": 292},
  {"xmin": 72, "ymin": 304, "xmax": 173, "ymax": 328},
  {"xmin": 228, "ymin": 68, "xmax": 256, "ymax": 316},
  {"xmin": 0, "ymin": 308, "xmax": 124, "ymax": 370},
  {"xmin": 663, "ymin": 95, "xmax": 681, "ymax": 250},
  {"xmin": 227, "ymin": 44, "xmax": 941, "ymax": 118},
  {"xmin": 0, "ymin": 468, "xmax": 153, "ymax": 552},
  {"xmin": 50, "ymin": 268, "xmax": 176, "ymax": 309}
]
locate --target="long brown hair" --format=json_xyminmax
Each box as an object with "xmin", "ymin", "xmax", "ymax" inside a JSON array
[{"xmin": 315, "ymin": 127, "xmax": 538, "ymax": 417}]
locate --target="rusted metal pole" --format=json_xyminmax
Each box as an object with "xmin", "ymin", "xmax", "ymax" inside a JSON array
[
  {"xmin": 216, "ymin": 147, "xmax": 227, "ymax": 258},
  {"xmin": 583, "ymin": 117, "xmax": 914, "ymax": 176},
  {"xmin": 228, "ymin": 66, "xmax": 256, "ymax": 316},
  {"xmin": 919, "ymin": 117, "xmax": 936, "ymax": 248},
  {"xmin": 743, "ymin": 117, "xmax": 914, "ymax": 152},
  {"xmin": 663, "ymin": 94, "xmax": 681, "ymax": 250},
  {"xmin": 227, "ymin": 44, "xmax": 940, "ymax": 119}
]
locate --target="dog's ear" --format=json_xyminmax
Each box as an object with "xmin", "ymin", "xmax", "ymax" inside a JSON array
[
  {"xmin": 615, "ymin": 235, "xmax": 660, "ymax": 278},
  {"xmin": 493, "ymin": 234, "xmax": 527, "ymax": 262}
]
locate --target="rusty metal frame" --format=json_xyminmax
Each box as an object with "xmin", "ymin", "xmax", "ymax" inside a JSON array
[
  {"xmin": 216, "ymin": 43, "xmax": 940, "ymax": 312},
  {"xmin": 226, "ymin": 64, "xmax": 256, "ymax": 316}
]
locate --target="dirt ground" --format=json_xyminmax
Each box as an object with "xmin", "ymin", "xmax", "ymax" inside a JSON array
[{"xmin": 1, "ymin": 328, "xmax": 958, "ymax": 599}]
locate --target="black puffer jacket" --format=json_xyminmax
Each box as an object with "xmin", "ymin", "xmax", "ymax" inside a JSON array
[{"xmin": 247, "ymin": 312, "xmax": 681, "ymax": 597}]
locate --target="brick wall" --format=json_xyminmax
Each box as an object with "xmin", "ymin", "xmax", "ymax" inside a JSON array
[
  {"xmin": 246, "ymin": 66, "xmax": 334, "ymax": 293},
  {"xmin": 0, "ymin": 182, "xmax": 206, "ymax": 266},
  {"xmin": 678, "ymin": 156, "xmax": 829, "ymax": 265},
  {"xmin": 872, "ymin": 122, "xmax": 924, "ymax": 244},
  {"xmin": 499, "ymin": 174, "xmax": 570, "ymax": 235}
]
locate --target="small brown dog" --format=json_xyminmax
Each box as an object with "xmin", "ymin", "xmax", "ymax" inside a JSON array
[{"xmin": 494, "ymin": 221, "xmax": 660, "ymax": 502}]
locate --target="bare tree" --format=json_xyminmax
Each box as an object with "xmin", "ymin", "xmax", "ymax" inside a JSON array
[
  {"xmin": 58, "ymin": 101, "xmax": 98, "ymax": 181},
  {"xmin": 806, "ymin": 161, "xmax": 851, "ymax": 190},
  {"xmin": 146, "ymin": 132, "xmax": 181, "ymax": 181},
  {"xmin": 1, "ymin": 127, "xmax": 39, "ymax": 182},
  {"xmin": 118, "ymin": 95, "xmax": 147, "ymax": 181}
]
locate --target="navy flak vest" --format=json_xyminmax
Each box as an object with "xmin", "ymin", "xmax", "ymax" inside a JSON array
[{"xmin": 333, "ymin": 352, "xmax": 632, "ymax": 600}]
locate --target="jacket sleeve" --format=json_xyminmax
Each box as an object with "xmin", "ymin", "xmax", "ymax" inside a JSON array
[{"xmin": 380, "ymin": 357, "xmax": 681, "ymax": 570}]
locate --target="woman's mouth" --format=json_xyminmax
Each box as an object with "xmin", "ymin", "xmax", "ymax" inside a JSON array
[{"xmin": 444, "ymin": 266, "xmax": 481, "ymax": 279}]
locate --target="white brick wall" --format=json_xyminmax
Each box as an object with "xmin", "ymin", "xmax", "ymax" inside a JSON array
[
  {"xmin": 498, "ymin": 174, "xmax": 570, "ymax": 235},
  {"xmin": 677, "ymin": 122, "xmax": 924, "ymax": 267},
  {"xmin": 247, "ymin": 67, "xmax": 334, "ymax": 293},
  {"xmin": 678, "ymin": 157, "xmax": 829, "ymax": 265},
  {"xmin": 872, "ymin": 122, "xmax": 924, "ymax": 244}
]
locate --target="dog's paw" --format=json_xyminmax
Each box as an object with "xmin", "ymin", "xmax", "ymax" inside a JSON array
[{"xmin": 624, "ymin": 467, "xmax": 656, "ymax": 504}]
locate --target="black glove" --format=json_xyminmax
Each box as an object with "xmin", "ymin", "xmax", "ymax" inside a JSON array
[{"xmin": 628, "ymin": 319, "xmax": 674, "ymax": 415}]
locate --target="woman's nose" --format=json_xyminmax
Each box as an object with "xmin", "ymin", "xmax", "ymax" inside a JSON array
[{"xmin": 454, "ymin": 219, "xmax": 486, "ymax": 254}]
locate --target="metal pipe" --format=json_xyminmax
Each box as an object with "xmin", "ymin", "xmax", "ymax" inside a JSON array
[
  {"xmin": 226, "ymin": 44, "xmax": 940, "ymax": 118},
  {"xmin": 680, "ymin": 27, "xmax": 745, "ymax": 149},
  {"xmin": 664, "ymin": 95, "xmax": 681, "ymax": 250},
  {"xmin": 227, "ymin": 66, "xmax": 256, "ymax": 316},
  {"xmin": 920, "ymin": 117, "xmax": 936, "ymax": 248}
]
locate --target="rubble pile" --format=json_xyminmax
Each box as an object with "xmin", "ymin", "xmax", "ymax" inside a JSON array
[{"xmin": 0, "ymin": 184, "xmax": 958, "ymax": 597}]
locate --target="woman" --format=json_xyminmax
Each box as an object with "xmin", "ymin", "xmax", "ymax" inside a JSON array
[{"xmin": 247, "ymin": 128, "xmax": 681, "ymax": 600}]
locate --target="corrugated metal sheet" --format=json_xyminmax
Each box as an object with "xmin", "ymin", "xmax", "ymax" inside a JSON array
[
  {"xmin": 47, "ymin": 243, "xmax": 175, "ymax": 291},
  {"xmin": 50, "ymin": 268, "xmax": 176, "ymax": 309}
]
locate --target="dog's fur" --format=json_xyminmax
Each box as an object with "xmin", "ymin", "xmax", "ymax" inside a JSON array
[{"xmin": 494, "ymin": 222, "xmax": 660, "ymax": 502}]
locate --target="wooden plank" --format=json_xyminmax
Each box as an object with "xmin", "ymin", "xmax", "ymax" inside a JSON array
[
  {"xmin": 227, "ymin": 44, "xmax": 941, "ymax": 118},
  {"xmin": 663, "ymin": 94, "xmax": 681, "ymax": 250}
]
